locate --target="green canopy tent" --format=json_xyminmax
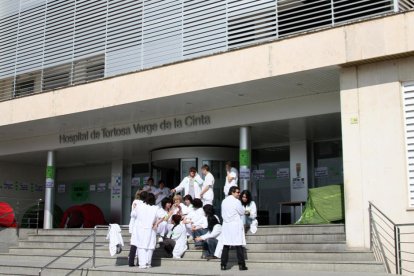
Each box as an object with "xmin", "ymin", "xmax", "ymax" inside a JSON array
[{"xmin": 296, "ymin": 184, "xmax": 344, "ymax": 224}]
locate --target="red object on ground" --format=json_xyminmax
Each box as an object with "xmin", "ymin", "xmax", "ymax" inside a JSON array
[
  {"xmin": 59, "ymin": 203, "xmax": 106, "ymax": 228},
  {"xmin": 0, "ymin": 202, "xmax": 16, "ymax": 227}
]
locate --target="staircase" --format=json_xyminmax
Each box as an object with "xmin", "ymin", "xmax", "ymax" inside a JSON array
[{"xmin": 0, "ymin": 224, "xmax": 386, "ymax": 275}]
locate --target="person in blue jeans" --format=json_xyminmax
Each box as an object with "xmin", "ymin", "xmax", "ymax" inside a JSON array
[{"xmin": 195, "ymin": 214, "xmax": 222, "ymax": 259}]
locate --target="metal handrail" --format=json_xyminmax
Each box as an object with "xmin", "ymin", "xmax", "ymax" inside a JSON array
[
  {"xmin": 0, "ymin": 198, "xmax": 43, "ymax": 231},
  {"xmin": 38, "ymin": 230, "xmax": 95, "ymax": 276},
  {"xmin": 369, "ymin": 201, "xmax": 414, "ymax": 275},
  {"xmin": 92, "ymin": 224, "xmax": 129, "ymax": 269}
]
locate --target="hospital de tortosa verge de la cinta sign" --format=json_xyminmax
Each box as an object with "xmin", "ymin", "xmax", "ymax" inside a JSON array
[{"xmin": 58, "ymin": 114, "xmax": 211, "ymax": 145}]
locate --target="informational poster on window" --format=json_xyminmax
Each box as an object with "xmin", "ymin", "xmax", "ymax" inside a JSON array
[
  {"xmin": 89, "ymin": 184, "xmax": 96, "ymax": 192},
  {"xmin": 239, "ymin": 168, "xmax": 251, "ymax": 180},
  {"xmin": 292, "ymin": 177, "xmax": 305, "ymax": 189},
  {"xmin": 277, "ymin": 168, "xmax": 290, "ymax": 179},
  {"xmin": 58, "ymin": 184, "xmax": 66, "ymax": 193},
  {"xmin": 19, "ymin": 182, "xmax": 29, "ymax": 191},
  {"xmin": 70, "ymin": 182, "xmax": 89, "ymax": 202},
  {"xmin": 315, "ymin": 167, "xmax": 329, "ymax": 178},
  {"xmin": 131, "ymin": 177, "xmax": 140, "ymax": 187},
  {"xmin": 97, "ymin": 183, "xmax": 106, "ymax": 192},
  {"xmin": 252, "ymin": 169, "xmax": 265, "ymax": 179},
  {"xmin": 3, "ymin": 181, "xmax": 13, "ymax": 190}
]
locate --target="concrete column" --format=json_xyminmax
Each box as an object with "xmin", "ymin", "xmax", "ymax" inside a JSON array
[
  {"xmin": 43, "ymin": 151, "xmax": 55, "ymax": 229},
  {"xmin": 239, "ymin": 126, "xmax": 251, "ymax": 191},
  {"xmin": 110, "ymin": 160, "xmax": 123, "ymax": 223},
  {"xmin": 122, "ymin": 160, "xmax": 132, "ymax": 225}
]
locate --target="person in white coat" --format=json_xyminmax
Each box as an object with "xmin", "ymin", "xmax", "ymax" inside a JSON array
[
  {"xmin": 128, "ymin": 190, "xmax": 148, "ymax": 267},
  {"xmin": 171, "ymin": 167, "xmax": 203, "ymax": 199},
  {"xmin": 240, "ymin": 190, "xmax": 258, "ymax": 234},
  {"xmin": 220, "ymin": 186, "xmax": 248, "ymax": 271},
  {"xmin": 155, "ymin": 180, "xmax": 171, "ymax": 206},
  {"xmin": 131, "ymin": 193, "xmax": 165, "ymax": 269},
  {"xmin": 194, "ymin": 214, "xmax": 221, "ymax": 259},
  {"xmin": 163, "ymin": 214, "xmax": 188, "ymax": 259},
  {"xmin": 200, "ymin": 165, "xmax": 215, "ymax": 206},
  {"xmin": 223, "ymin": 161, "xmax": 238, "ymax": 197}
]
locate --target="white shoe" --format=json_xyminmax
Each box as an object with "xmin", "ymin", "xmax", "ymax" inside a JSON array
[
  {"xmin": 158, "ymin": 237, "xmax": 164, "ymax": 243},
  {"xmin": 138, "ymin": 266, "xmax": 147, "ymax": 269}
]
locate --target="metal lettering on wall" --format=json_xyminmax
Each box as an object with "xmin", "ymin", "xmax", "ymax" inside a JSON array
[{"xmin": 58, "ymin": 114, "xmax": 211, "ymax": 145}]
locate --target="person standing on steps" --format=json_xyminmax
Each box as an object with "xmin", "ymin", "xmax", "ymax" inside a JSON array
[
  {"xmin": 200, "ymin": 164, "xmax": 215, "ymax": 206},
  {"xmin": 223, "ymin": 161, "xmax": 238, "ymax": 197},
  {"xmin": 171, "ymin": 167, "xmax": 203, "ymax": 199},
  {"xmin": 220, "ymin": 186, "xmax": 248, "ymax": 271}
]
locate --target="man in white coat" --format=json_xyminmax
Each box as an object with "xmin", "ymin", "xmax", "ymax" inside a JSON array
[
  {"xmin": 200, "ymin": 164, "xmax": 215, "ymax": 205},
  {"xmin": 220, "ymin": 186, "xmax": 248, "ymax": 271},
  {"xmin": 223, "ymin": 161, "xmax": 238, "ymax": 197},
  {"xmin": 171, "ymin": 167, "xmax": 203, "ymax": 199}
]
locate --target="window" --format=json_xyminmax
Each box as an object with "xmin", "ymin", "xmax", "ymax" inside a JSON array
[
  {"xmin": 15, "ymin": 79, "xmax": 35, "ymax": 97},
  {"xmin": 402, "ymin": 82, "xmax": 414, "ymax": 207}
]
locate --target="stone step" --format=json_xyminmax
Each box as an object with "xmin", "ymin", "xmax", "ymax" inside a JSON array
[
  {"xmin": 26, "ymin": 233, "xmax": 346, "ymax": 243},
  {"xmin": 18, "ymin": 240, "xmax": 348, "ymax": 251},
  {"xmin": 0, "ymin": 257, "xmax": 385, "ymax": 275},
  {"xmin": 7, "ymin": 247, "xmax": 376, "ymax": 262},
  {"xmin": 34, "ymin": 224, "xmax": 345, "ymax": 236}
]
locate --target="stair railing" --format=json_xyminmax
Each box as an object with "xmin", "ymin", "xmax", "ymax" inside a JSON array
[
  {"xmin": 369, "ymin": 201, "xmax": 414, "ymax": 275},
  {"xmin": 38, "ymin": 230, "xmax": 95, "ymax": 276}
]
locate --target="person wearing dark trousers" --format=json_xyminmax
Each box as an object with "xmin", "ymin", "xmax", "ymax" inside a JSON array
[
  {"xmin": 220, "ymin": 186, "xmax": 248, "ymax": 271},
  {"xmin": 128, "ymin": 245, "xmax": 137, "ymax": 266}
]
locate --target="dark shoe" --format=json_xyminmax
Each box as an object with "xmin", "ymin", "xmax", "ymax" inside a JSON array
[
  {"xmin": 221, "ymin": 265, "xmax": 227, "ymax": 270},
  {"xmin": 239, "ymin": 265, "xmax": 248, "ymax": 270},
  {"xmin": 194, "ymin": 246, "xmax": 203, "ymax": 250},
  {"xmin": 206, "ymin": 256, "xmax": 218, "ymax": 260},
  {"xmin": 128, "ymin": 264, "xmax": 135, "ymax": 267}
]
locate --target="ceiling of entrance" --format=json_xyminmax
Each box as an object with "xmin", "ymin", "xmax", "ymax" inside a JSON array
[
  {"xmin": 0, "ymin": 113, "xmax": 342, "ymax": 167},
  {"xmin": 0, "ymin": 66, "xmax": 341, "ymax": 166}
]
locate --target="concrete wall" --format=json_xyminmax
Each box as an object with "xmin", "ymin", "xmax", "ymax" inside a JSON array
[{"xmin": 341, "ymin": 56, "xmax": 414, "ymax": 249}]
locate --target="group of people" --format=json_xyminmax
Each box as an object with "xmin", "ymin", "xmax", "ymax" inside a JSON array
[{"xmin": 128, "ymin": 162, "xmax": 258, "ymax": 271}]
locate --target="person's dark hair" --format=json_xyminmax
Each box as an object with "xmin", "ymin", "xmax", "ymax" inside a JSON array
[
  {"xmin": 145, "ymin": 193, "xmax": 156, "ymax": 206},
  {"xmin": 193, "ymin": 198, "xmax": 203, "ymax": 209},
  {"xmin": 189, "ymin": 167, "xmax": 197, "ymax": 173},
  {"xmin": 240, "ymin": 190, "xmax": 252, "ymax": 206},
  {"xmin": 225, "ymin": 161, "xmax": 232, "ymax": 167},
  {"xmin": 201, "ymin": 164, "xmax": 210, "ymax": 171},
  {"xmin": 183, "ymin": 194, "xmax": 193, "ymax": 204},
  {"xmin": 228, "ymin": 186, "xmax": 240, "ymax": 196},
  {"xmin": 139, "ymin": 191, "xmax": 148, "ymax": 202},
  {"xmin": 161, "ymin": 197, "xmax": 173, "ymax": 210},
  {"xmin": 171, "ymin": 214, "xmax": 181, "ymax": 225},
  {"xmin": 147, "ymin": 177, "xmax": 154, "ymax": 184},
  {"xmin": 203, "ymin": 204, "xmax": 215, "ymax": 217},
  {"xmin": 207, "ymin": 215, "xmax": 220, "ymax": 232}
]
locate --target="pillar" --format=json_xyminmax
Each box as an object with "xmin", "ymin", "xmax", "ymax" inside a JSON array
[
  {"xmin": 44, "ymin": 151, "xmax": 55, "ymax": 229},
  {"xmin": 239, "ymin": 126, "xmax": 251, "ymax": 191},
  {"xmin": 110, "ymin": 160, "xmax": 123, "ymax": 223}
]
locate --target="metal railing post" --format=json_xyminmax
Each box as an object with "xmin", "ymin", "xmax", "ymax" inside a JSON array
[
  {"xmin": 330, "ymin": 0, "xmax": 335, "ymax": 27},
  {"xmin": 397, "ymin": 227, "xmax": 402, "ymax": 274},
  {"xmin": 36, "ymin": 199, "xmax": 42, "ymax": 235},
  {"xmin": 369, "ymin": 203, "xmax": 373, "ymax": 251},
  {"xmin": 93, "ymin": 226, "xmax": 97, "ymax": 268},
  {"xmin": 394, "ymin": 225, "xmax": 399, "ymax": 274}
]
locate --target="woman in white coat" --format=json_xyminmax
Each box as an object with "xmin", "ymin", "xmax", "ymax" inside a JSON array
[
  {"xmin": 164, "ymin": 214, "xmax": 188, "ymax": 259},
  {"xmin": 131, "ymin": 193, "xmax": 165, "ymax": 269},
  {"xmin": 171, "ymin": 167, "xmax": 203, "ymax": 199},
  {"xmin": 240, "ymin": 190, "xmax": 258, "ymax": 234},
  {"xmin": 128, "ymin": 190, "xmax": 148, "ymax": 267},
  {"xmin": 220, "ymin": 186, "xmax": 247, "ymax": 271},
  {"xmin": 200, "ymin": 165, "xmax": 215, "ymax": 206}
]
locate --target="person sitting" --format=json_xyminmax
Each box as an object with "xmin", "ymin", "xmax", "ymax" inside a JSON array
[
  {"xmin": 163, "ymin": 214, "xmax": 188, "ymax": 259},
  {"xmin": 156, "ymin": 197, "xmax": 174, "ymax": 242},
  {"xmin": 171, "ymin": 194, "xmax": 187, "ymax": 216},
  {"xmin": 142, "ymin": 177, "xmax": 156, "ymax": 193},
  {"xmin": 155, "ymin": 180, "xmax": 171, "ymax": 206},
  {"xmin": 195, "ymin": 214, "xmax": 222, "ymax": 260},
  {"xmin": 240, "ymin": 190, "xmax": 258, "ymax": 234},
  {"xmin": 184, "ymin": 198, "xmax": 208, "ymax": 249}
]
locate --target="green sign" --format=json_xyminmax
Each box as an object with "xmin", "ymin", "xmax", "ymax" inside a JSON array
[
  {"xmin": 46, "ymin": 166, "xmax": 55, "ymax": 179},
  {"xmin": 239, "ymin": 150, "xmax": 251, "ymax": 166},
  {"xmin": 70, "ymin": 182, "xmax": 89, "ymax": 203}
]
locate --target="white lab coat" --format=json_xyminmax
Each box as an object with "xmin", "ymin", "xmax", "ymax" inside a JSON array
[
  {"xmin": 167, "ymin": 223, "xmax": 188, "ymax": 258},
  {"xmin": 242, "ymin": 201, "xmax": 257, "ymax": 221},
  {"xmin": 223, "ymin": 167, "xmax": 238, "ymax": 196},
  {"xmin": 221, "ymin": 195, "xmax": 246, "ymax": 246},
  {"xmin": 200, "ymin": 224, "xmax": 222, "ymax": 240},
  {"xmin": 143, "ymin": 184, "xmax": 156, "ymax": 193},
  {"xmin": 106, "ymin": 224, "xmax": 124, "ymax": 256},
  {"xmin": 201, "ymin": 172, "xmax": 215, "ymax": 205},
  {"xmin": 131, "ymin": 201, "xmax": 164, "ymax": 250},
  {"xmin": 174, "ymin": 174, "xmax": 204, "ymax": 198},
  {"xmin": 155, "ymin": 187, "xmax": 171, "ymax": 205},
  {"xmin": 129, "ymin": 199, "xmax": 141, "ymax": 234}
]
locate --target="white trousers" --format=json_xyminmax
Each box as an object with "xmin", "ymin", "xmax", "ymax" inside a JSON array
[
  {"xmin": 157, "ymin": 221, "xmax": 168, "ymax": 237},
  {"xmin": 137, "ymin": 248, "xmax": 154, "ymax": 268},
  {"xmin": 202, "ymin": 198, "xmax": 213, "ymax": 206}
]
